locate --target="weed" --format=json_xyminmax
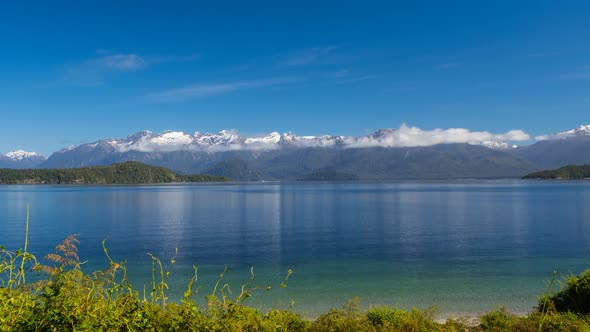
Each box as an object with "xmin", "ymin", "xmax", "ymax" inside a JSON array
[{"xmin": 2, "ymin": 210, "xmax": 590, "ymax": 331}]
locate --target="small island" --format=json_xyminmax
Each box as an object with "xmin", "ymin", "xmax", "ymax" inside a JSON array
[
  {"xmin": 522, "ymin": 165, "xmax": 590, "ymax": 180},
  {"xmin": 0, "ymin": 161, "xmax": 228, "ymax": 184}
]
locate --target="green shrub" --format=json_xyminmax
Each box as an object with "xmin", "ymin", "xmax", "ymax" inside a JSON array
[
  {"xmin": 218, "ymin": 303, "xmax": 264, "ymax": 331},
  {"xmin": 479, "ymin": 307, "xmax": 518, "ymax": 331},
  {"xmin": 542, "ymin": 270, "xmax": 590, "ymax": 315},
  {"xmin": 309, "ymin": 298, "xmax": 375, "ymax": 332},
  {"xmin": 262, "ymin": 310, "xmax": 309, "ymax": 331},
  {"xmin": 439, "ymin": 317, "xmax": 472, "ymax": 332},
  {"xmin": 366, "ymin": 306, "xmax": 439, "ymax": 331},
  {"xmin": 521, "ymin": 311, "xmax": 590, "ymax": 332},
  {"xmin": 0, "ymin": 288, "xmax": 37, "ymax": 331}
]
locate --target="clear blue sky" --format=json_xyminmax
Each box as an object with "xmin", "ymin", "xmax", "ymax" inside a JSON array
[{"xmin": 1, "ymin": 1, "xmax": 590, "ymax": 155}]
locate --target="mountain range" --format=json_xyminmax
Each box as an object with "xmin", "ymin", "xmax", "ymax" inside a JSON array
[
  {"xmin": 3, "ymin": 124, "xmax": 590, "ymax": 180},
  {"xmin": 0, "ymin": 150, "xmax": 47, "ymax": 169}
]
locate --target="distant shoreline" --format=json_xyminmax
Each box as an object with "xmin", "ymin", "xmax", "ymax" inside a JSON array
[
  {"xmin": 522, "ymin": 165, "xmax": 590, "ymax": 180},
  {"xmin": 6, "ymin": 178, "xmax": 590, "ymax": 185},
  {"xmin": 0, "ymin": 161, "xmax": 228, "ymax": 184}
]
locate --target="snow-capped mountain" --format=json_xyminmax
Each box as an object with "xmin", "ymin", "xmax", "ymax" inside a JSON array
[
  {"xmin": 6, "ymin": 150, "xmax": 43, "ymax": 161},
  {"xmin": 56, "ymin": 130, "xmax": 350, "ymax": 154},
  {"xmin": 38, "ymin": 126, "xmax": 539, "ymax": 179},
  {"xmin": 0, "ymin": 150, "xmax": 46, "ymax": 169},
  {"xmin": 8, "ymin": 122, "xmax": 587, "ymax": 180},
  {"xmin": 6, "ymin": 123, "xmax": 590, "ymax": 180},
  {"xmin": 244, "ymin": 132, "xmax": 281, "ymax": 145},
  {"xmin": 570, "ymin": 124, "xmax": 590, "ymax": 136},
  {"xmin": 516, "ymin": 124, "xmax": 590, "ymax": 169},
  {"xmin": 536, "ymin": 124, "xmax": 590, "ymax": 141},
  {"xmin": 54, "ymin": 126, "xmax": 521, "ymax": 154}
]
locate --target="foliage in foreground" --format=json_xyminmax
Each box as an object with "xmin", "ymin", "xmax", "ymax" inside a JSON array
[
  {"xmin": 540, "ymin": 269, "xmax": 590, "ymax": 315},
  {"xmin": 2, "ymin": 213, "xmax": 590, "ymax": 331}
]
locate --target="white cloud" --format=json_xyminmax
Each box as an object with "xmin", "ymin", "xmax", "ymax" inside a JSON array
[
  {"xmin": 63, "ymin": 52, "xmax": 199, "ymax": 86},
  {"xmin": 343, "ymin": 124, "xmax": 530, "ymax": 148},
  {"xmin": 280, "ymin": 46, "xmax": 338, "ymax": 67},
  {"xmin": 98, "ymin": 125, "xmax": 531, "ymax": 154},
  {"xmin": 149, "ymin": 77, "xmax": 298, "ymax": 102},
  {"xmin": 535, "ymin": 134, "xmax": 551, "ymax": 141},
  {"xmin": 152, "ymin": 83, "xmax": 238, "ymax": 101},
  {"xmin": 494, "ymin": 129, "xmax": 531, "ymax": 141},
  {"xmin": 63, "ymin": 53, "xmax": 147, "ymax": 86},
  {"xmin": 325, "ymin": 69, "xmax": 376, "ymax": 84},
  {"xmin": 95, "ymin": 54, "xmax": 146, "ymax": 70}
]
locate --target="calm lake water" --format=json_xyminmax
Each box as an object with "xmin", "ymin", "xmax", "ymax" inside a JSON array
[{"xmin": 1, "ymin": 181, "xmax": 589, "ymax": 317}]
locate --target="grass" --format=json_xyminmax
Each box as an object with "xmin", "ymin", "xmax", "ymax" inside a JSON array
[{"xmin": 2, "ymin": 209, "xmax": 590, "ymax": 331}]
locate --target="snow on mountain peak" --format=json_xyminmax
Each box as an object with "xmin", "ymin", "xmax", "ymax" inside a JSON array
[
  {"xmin": 481, "ymin": 141, "xmax": 517, "ymax": 150},
  {"xmin": 151, "ymin": 131, "xmax": 193, "ymax": 145},
  {"xmin": 57, "ymin": 145, "xmax": 77, "ymax": 153},
  {"xmin": 572, "ymin": 124, "xmax": 590, "ymax": 136},
  {"xmin": 64, "ymin": 125, "xmax": 531, "ymax": 153},
  {"xmin": 194, "ymin": 130, "xmax": 243, "ymax": 146},
  {"xmin": 279, "ymin": 132, "xmax": 297, "ymax": 144},
  {"xmin": 6, "ymin": 150, "xmax": 42, "ymax": 161},
  {"xmin": 535, "ymin": 124, "xmax": 590, "ymax": 141},
  {"xmin": 244, "ymin": 132, "xmax": 282, "ymax": 145}
]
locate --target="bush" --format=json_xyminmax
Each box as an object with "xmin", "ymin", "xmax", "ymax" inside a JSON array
[
  {"xmin": 478, "ymin": 308, "xmax": 590, "ymax": 332},
  {"xmin": 0, "ymin": 288, "xmax": 37, "ymax": 331},
  {"xmin": 542, "ymin": 270, "xmax": 590, "ymax": 315},
  {"xmin": 309, "ymin": 298, "xmax": 375, "ymax": 332},
  {"xmin": 522, "ymin": 311, "xmax": 590, "ymax": 332},
  {"xmin": 479, "ymin": 307, "xmax": 518, "ymax": 331},
  {"xmin": 262, "ymin": 310, "xmax": 309, "ymax": 331},
  {"xmin": 366, "ymin": 306, "xmax": 439, "ymax": 331}
]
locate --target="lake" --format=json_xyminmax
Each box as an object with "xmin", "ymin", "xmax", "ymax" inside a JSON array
[{"xmin": 1, "ymin": 181, "xmax": 589, "ymax": 317}]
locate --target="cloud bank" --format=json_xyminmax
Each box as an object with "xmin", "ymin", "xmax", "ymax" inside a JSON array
[
  {"xmin": 344, "ymin": 124, "xmax": 530, "ymax": 148},
  {"xmin": 81, "ymin": 124, "xmax": 532, "ymax": 154}
]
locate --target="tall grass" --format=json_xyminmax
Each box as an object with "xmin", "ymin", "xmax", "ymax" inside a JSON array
[{"xmin": 1, "ymin": 210, "xmax": 590, "ymax": 331}]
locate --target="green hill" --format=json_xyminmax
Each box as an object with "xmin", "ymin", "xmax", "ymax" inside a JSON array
[
  {"xmin": 0, "ymin": 161, "xmax": 228, "ymax": 184},
  {"xmin": 204, "ymin": 157, "xmax": 263, "ymax": 181},
  {"xmin": 522, "ymin": 165, "xmax": 590, "ymax": 180}
]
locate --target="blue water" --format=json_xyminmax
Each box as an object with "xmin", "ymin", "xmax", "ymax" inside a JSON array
[{"xmin": 1, "ymin": 181, "xmax": 589, "ymax": 317}]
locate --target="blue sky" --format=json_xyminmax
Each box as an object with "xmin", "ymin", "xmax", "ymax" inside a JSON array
[{"xmin": 1, "ymin": 1, "xmax": 590, "ymax": 155}]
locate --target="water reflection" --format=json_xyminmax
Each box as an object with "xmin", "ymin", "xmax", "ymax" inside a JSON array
[{"xmin": 1, "ymin": 181, "xmax": 590, "ymax": 314}]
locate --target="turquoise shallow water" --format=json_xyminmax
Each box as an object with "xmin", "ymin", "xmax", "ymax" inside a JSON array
[{"xmin": 1, "ymin": 180, "xmax": 589, "ymax": 317}]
